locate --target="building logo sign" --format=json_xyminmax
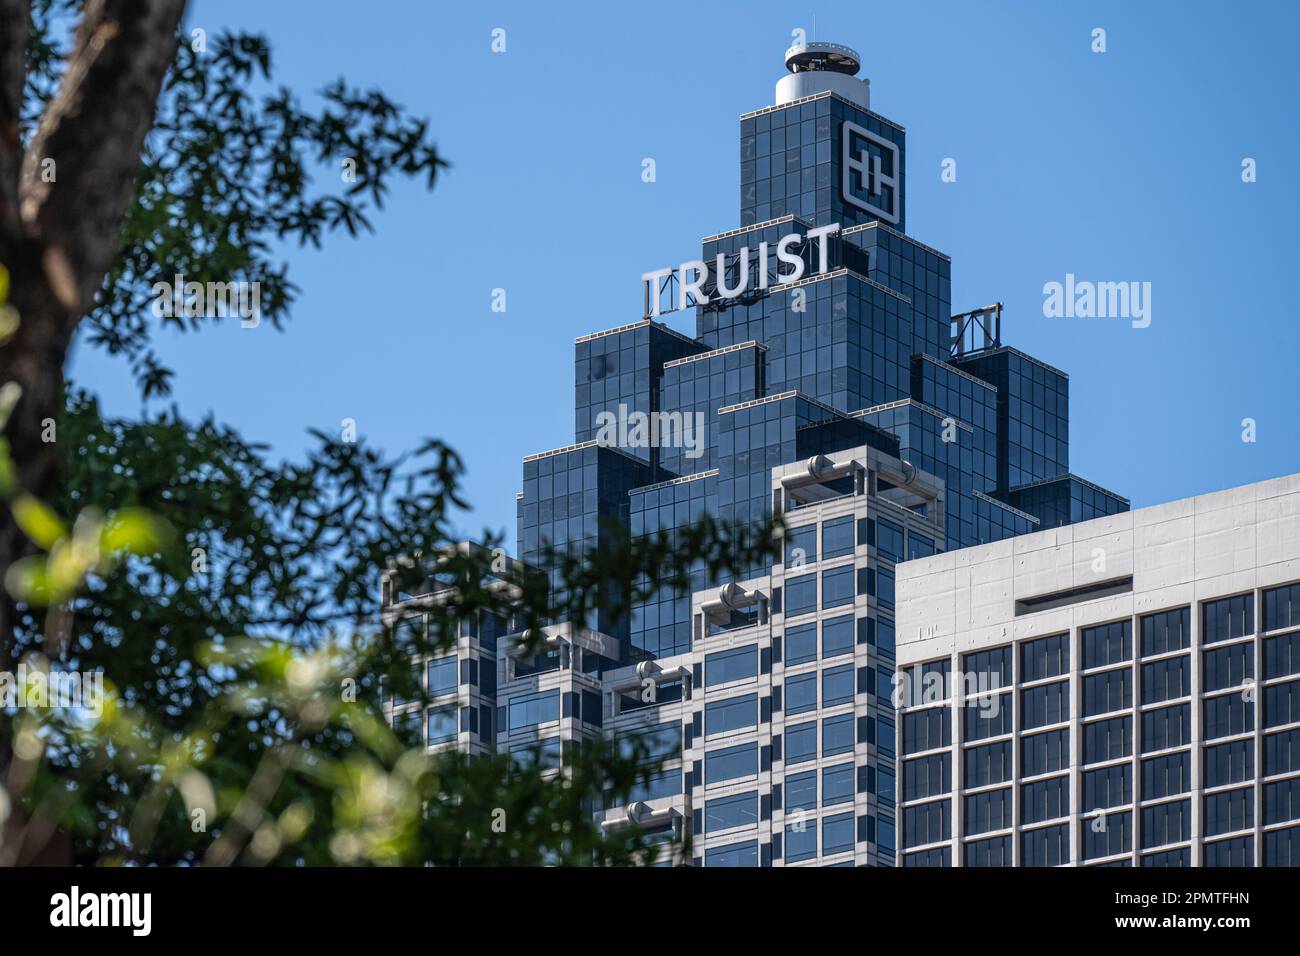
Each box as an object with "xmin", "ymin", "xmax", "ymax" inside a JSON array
[
  {"xmin": 642, "ymin": 222, "xmax": 840, "ymax": 318},
  {"xmin": 841, "ymin": 120, "xmax": 900, "ymax": 224}
]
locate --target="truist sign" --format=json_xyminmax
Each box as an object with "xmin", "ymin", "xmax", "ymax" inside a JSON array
[
  {"xmin": 842, "ymin": 120, "xmax": 900, "ymax": 225},
  {"xmin": 642, "ymin": 222, "xmax": 840, "ymax": 318}
]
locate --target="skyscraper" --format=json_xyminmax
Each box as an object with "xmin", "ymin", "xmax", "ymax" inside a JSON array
[{"xmin": 385, "ymin": 40, "xmax": 1127, "ymax": 865}]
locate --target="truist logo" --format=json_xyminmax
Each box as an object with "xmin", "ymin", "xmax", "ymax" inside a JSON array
[
  {"xmin": 642, "ymin": 223, "xmax": 840, "ymax": 318},
  {"xmin": 50, "ymin": 886, "xmax": 152, "ymax": 937},
  {"xmin": 841, "ymin": 120, "xmax": 900, "ymax": 224}
]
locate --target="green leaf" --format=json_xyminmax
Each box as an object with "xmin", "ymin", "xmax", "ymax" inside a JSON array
[
  {"xmin": 101, "ymin": 508, "xmax": 167, "ymax": 555},
  {"xmin": 12, "ymin": 493, "xmax": 67, "ymax": 550}
]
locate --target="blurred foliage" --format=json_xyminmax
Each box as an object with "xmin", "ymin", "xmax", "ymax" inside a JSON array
[
  {"xmin": 0, "ymin": 4, "xmax": 782, "ymax": 866},
  {"xmin": 25, "ymin": 0, "xmax": 449, "ymax": 398},
  {"xmin": 0, "ymin": 386, "xmax": 776, "ymax": 865}
]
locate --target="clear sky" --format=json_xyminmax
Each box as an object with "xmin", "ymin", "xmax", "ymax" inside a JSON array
[{"xmin": 68, "ymin": 0, "xmax": 1300, "ymax": 553}]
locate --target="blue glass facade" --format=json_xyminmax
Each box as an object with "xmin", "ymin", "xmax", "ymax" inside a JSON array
[
  {"xmin": 513, "ymin": 42, "xmax": 1125, "ymax": 666},
  {"xmin": 380, "ymin": 41, "xmax": 1135, "ymax": 869}
]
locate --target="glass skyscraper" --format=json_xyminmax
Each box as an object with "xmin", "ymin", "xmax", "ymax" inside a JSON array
[{"xmin": 383, "ymin": 40, "xmax": 1128, "ymax": 866}]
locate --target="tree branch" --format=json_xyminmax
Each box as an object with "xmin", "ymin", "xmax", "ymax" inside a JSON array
[
  {"xmin": 0, "ymin": 0, "xmax": 27, "ymax": 250},
  {"xmin": 19, "ymin": 0, "xmax": 186, "ymax": 319}
]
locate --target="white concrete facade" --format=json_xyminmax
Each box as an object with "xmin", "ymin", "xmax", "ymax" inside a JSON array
[{"xmin": 895, "ymin": 473, "xmax": 1300, "ymax": 867}]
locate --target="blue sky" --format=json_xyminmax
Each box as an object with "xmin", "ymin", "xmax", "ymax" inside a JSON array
[{"xmin": 68, "ymin": 0, "xmax": 1300, "ymax": 553}]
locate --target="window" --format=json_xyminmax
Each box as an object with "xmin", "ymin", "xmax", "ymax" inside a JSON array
[
  {"xmin": 1142, "ymin": 847, "xmax": 1189, "ymax": 867},
  {"xmin": 785, "ymin": 623, "xmax": 817, "ymax": 666},
  {"xmin": 1205, "ymin": 739, "xmax": 1253, "ymax": 787},
  {"xmin": 392, "ymin": 708, "xmax": 423, "ymax": 746},
  {"xmin": 964, "ymin": 835, "xmax": 1011, "ymax": 867},
  {"xmin": 1265, "ymin": 728, "xmax": 1300, "ymax": 776},
  {"xmin": 823, "ymin": 664, "xmax": 854, "ymax": 707},
  {"xmin": 1264, "ymin": 825, "xmax": 1300, "ymax": 866},
  {"xmin": 786, "ymin": 672, "xmax": 817, "ymax": 715},
  {"xmin": 822, "ymin": 516, "xmax": 854, "ymax": 559},
  {"xmin": 1265, "ymin": 632, "xmax": 1300, "ymax": 680},
  {"xmin": 964, "ymin": 788, "xmax": 1012, "ymax": 835},
  {"xmin": 1141, "ymin": 799, "xmax": 1190, "ymax": 849},
  {"xmin": 785, "ymin": 821, "xmax": 817, "ymax": 862},
  {"xmin": 1084, "ymin": 764, "xmax": 1131, "ymax": 809},
  {"xmin": 903, "ymin": 753, "xmax": 950, "ymax": 801},
  {"xmin": 512, "ymin": 736, "xmax": 561, "ymax": 771},
  {"xmin": 1142, "ymin": 655, "xmax": 1190, "ymax": 703},
  {"xmin": 705, "ymin": 694, "xmax": 757, "ymax": 736},
  {"xmin": 623, "ymin": 768, "xmax": 680, "ymax": 805},
  {"xmin": 508, "ymin": 690, "xmax": 559, "ymax": 730},
  {"xmin": 877, "ymin": 518, "xmax": 904, "ymax": 562},
  {"xmin": 1264, "ymin": 777, "xmax": 1300, "ymax": 825},
  {"xmin": 822, "ymin": 762, "xmax": 854, "ymax": 807},
  {"xmin": 1082, "ymin": 620, "xmax": 1131, "ymax": 668},
  {"xmin": 1141, "ymin": 607, "xmax": 1190, "ymax": 656},
  {"xmin": 785, "ymin": 721, "xmax": 817, "ymax": 766},
  {"xmin": 1084, "ymin": 716, "xmax": 1131, "ymax": 764},
  {"xmin": 706, "ymin": 742, "xmax": 757, "ymax": 784},
  {"xmin": 1022, "ymin": 729, "xmax": 1069, "ymax": 777},
  {"xmin": 706, "ymin": 791, "xmax": 758, "ymax": 833},
  {"xmin": 705, "ymin": 645, "xmax": 757, "ymax": 686},
  {"xmin": 1021, "ymin": 823, "xmax": 1069, "ymax": 866},
  {"xmin": 1265, "ymin": 680, "xmax": 1300, "ymax": 728},
  {"xmin": 965, "ymin": 741, "xmax": 1011, "ymax": 788},
  {"xmin": 1203, "ymin": 593, "xmax": 1254, "ymax": 645},
  {"xmin": 962, "ymin": 646, "xmax": 1011, "ymax": 689},
  {"xmin": 427, "ymin": 656, "xmax": 457, "ymax": 697},
  {"xmin": 785, "ymin": 524, "xmax": 817, "ymax": 568},
  {"xmin": 786, "ymin": 769, "xmax": 817, "ymax": 810},
  {"xmin": 1204, "ymin": 788, "xmax": 1253, "ymax": 836},
  {"xmin": 1203, "ymin": 692, "xmax": 1253, "ymax": 740},
  {"xmin": 878, "ymin": 568, "xmax": 895, "ymax": 609},
  {"xmin": 822, "ymin": 566, "xmax": 854, "ymax": 609},
  {"xmin": 1203, "ymin": 643, "xmax": 1253, "ymax": 692},
  {"xmin": 1020, "ymin": 633, "xmax": 1068, "ymax": 682},
  {"xmin": 1083, "ymin": 668, "xmax": 1130, "ymax": 717},
  {"xmin": 822, "ymin": 812, "xmax": 854, "ymax": 856},
  {"xmin": 1142, "ymin": 751, "xmax": 1190, "ymax": 800},
  {"xmin": 1264, "ymin": 582, "xmax": 1300, "ymax": 632},
  {"xmin": 907, "ymin": 533, "xmax": 935, "ymax": 560},
  {"xmin": 821, "ymin": 615, "xmax": 854, "ymax": 659},
  {"xmin": 1022, "ymin": 776, "xmax": 1069, "ymax": 824},
  {"xmin": 964, "ymin": 694, "xmax": 1012, "ymax": 741},
  {"xmin": 822, "ymin": 712, "xmax": 855, "ymax": 757},
  {"xmin": 1021, "ymin": 681, "xmax": 1068, "ymax": 729},
  {"xmin": 426, "ymin": 705, "xmax": 457, "ymax": 744},
  {"xmin": 785, "ymin": 573, "xmax": 817, "ymax": 617},
  {"xmin": 616, "ymin": 721, "xmax": 681, "ymax": 762},
  {"xmin": 1204, "ymin": 836, "xmax": 1253, "ymax": 867},
  {"xmin": 1082, "ymin": 811, "xmax": 1131, "ymax": 860},
  {"xmin": 1143, "ymin": 703, "xmax": 1190, "ymax": 752},
  {"xmin": 903, "ymin": 799, "xmax": 950, "ymax": 848},
  {"xmin": 706, "ymin": 840, "xmax": 758, "ymax": 867},
  {"xmin": 857, "ymin": 516, "xmax": 875, "ymax": 547},
  {"xmin": 902, "ymin": 707, "xmax": 950, "ymax": 754}
]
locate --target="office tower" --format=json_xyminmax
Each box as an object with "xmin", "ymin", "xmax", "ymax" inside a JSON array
[
  {"xmin": 895, "ymin": 474, "xmax": 1300, "ymax": 867},
  {"xmin": 384, "ymin": 40, "xmax": 1127, "ymax": 865}
]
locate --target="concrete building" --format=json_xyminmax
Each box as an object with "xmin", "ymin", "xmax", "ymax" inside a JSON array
[{"xmin": 895, "ymin": 473, "xmax": 1300, "ymax": 866}]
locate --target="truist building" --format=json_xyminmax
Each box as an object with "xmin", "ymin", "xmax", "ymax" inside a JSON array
[{"xmin": 383, "ymin": 41, "xmax": 1127, "ymax": 865}]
